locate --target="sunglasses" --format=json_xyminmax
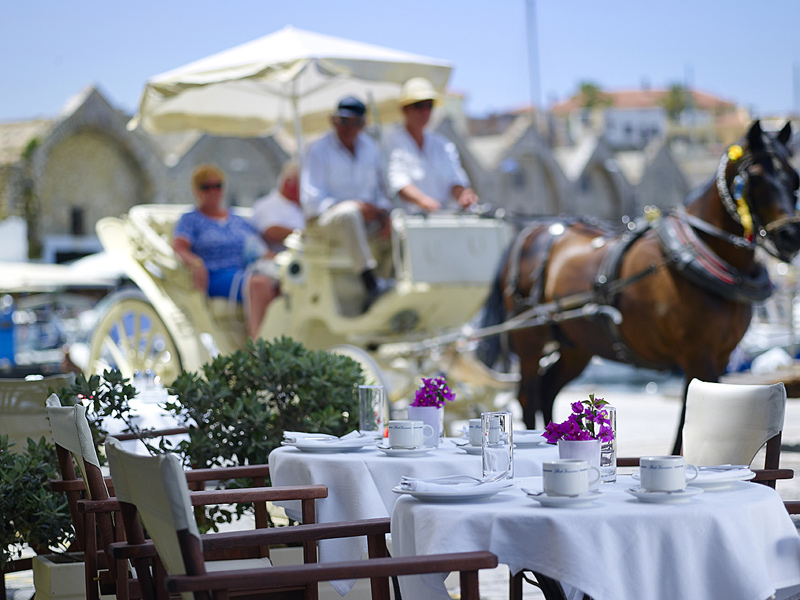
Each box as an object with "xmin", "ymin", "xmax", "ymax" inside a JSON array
[
  {"xmin": 334, "ymin": 116, "xmax": 365, "ymax": 127},
  {"xmin": 198, "ymin": 182, "xmax": 223, "ymax": 191},
  {"xmin": 409, "ymin": 100, "xmax": 434, "ymax": 110}
]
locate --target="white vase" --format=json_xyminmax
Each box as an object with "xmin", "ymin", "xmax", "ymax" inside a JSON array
[
  {"xmin": 406, "ymin": 405, "xmax": 443, "ymax": 447},
  {"xmin": 558, "ymin": 439, "xmax": 601, "ymax": 490}
]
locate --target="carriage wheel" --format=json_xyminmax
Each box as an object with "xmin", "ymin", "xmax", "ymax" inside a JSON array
[
  {"xmin": 327, "ymin": 344, "xmax": 389, "ymax": 390},
  {"xmin": 87, "ymin": 291, "xmax": 182, "ymax": 385}
]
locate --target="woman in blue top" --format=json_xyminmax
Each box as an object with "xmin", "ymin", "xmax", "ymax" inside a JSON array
[{"xmin": 172, "ymin": 164, "xmax": 276, "ymax": 338}]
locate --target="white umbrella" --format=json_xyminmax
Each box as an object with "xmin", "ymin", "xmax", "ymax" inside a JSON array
[{"xmin": 129, "ymin": 25, "xmax": 453, "ymax": 151}]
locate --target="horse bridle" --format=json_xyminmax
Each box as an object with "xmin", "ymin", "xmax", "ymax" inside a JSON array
[{"xmin": 715, "ymin": 142, "xmax": 800, "ymax": 258}]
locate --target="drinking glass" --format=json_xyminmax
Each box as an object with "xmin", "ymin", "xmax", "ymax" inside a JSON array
[
  {"xmin": 358, "ymin": 385, "xmax": 385, "ymax": 437},
  {"xmin": 481, "ymin": 411, "xmax": 513, "ymax": 480},
  {"xmin": 600, "ymin": 405, "xmax": 617, "ymax": 483}
]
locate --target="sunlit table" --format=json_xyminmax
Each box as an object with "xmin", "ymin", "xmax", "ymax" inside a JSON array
[
  {"xmin": 391, "ymin": 474, "xmax": 800, "ymax": 600},
  {"xmin": 269, "ymin": 439, "xmax": 558, "ymax": 594}
]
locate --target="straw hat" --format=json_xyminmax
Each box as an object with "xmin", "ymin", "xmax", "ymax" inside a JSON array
[{"xmin": 398, "ymin": 77, "xmax": 441, "ymax": 107}]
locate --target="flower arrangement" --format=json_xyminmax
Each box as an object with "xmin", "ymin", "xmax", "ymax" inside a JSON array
[
  {"xmin": 543, "ymin": 393, "xmax": 614, "ymax": 443},
  {"xmin": 411, "ymin": 376, "xmax": 456, "ymax": 408}
]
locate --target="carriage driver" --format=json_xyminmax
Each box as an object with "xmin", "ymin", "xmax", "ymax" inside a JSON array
[
  {"xmin": 385, "ymin": 77, "xmax": 479, "ymax": 213},
  {"xmin": 251, "ymin": 160, "xmax": 305, "ymax": 253},
  {"xmin": 300, "ymin": 95, "xmax": 393, "ymax": 313}
]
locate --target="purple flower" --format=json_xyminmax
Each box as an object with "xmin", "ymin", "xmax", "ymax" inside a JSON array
[
  {"xmin": 411, "ymin": 376, "xmax": 456, "ymax": 408},
  {"xmin": 542, "ymin": 394, "xmax": 614, "ymax": 443}
]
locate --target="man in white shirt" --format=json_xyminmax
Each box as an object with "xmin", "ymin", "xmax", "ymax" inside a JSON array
[
  {"xmin": 251, "ymin": 161, "xmax": 305, "ymax": 253},
  {"xmin": 301, "ymin": 96, "xmax": 393, "ymax": 312},
  {"xmin": 385, "ymin": 77, "xmax": 479, "ymax": 213}
]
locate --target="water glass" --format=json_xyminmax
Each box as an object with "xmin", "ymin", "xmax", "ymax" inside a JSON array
[
  {"xmin": 358, "ymin": 385, "xmax": 385, "ymax": 436},
  {"xmin": 600, "ymin": 405, "xmax": 617, "ymax": 483},
  {"xmin": 481, "ymin": 411, "xmax": 513, "ymax": 480}
]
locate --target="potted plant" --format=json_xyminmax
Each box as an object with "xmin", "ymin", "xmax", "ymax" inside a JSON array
[
  {"xmin": 542, "ymin": 394, "xmax": 614, "ymax": 484},
  {"xmin": 407, "ymin": 377, "xmax": 455, "ymax": 447}
]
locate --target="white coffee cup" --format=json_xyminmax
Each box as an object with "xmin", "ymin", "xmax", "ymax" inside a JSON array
[
  {"xmin": 388, "ymin": 420, "xmax": 434, "ymax": 449},
  {"xmin": 542, "ymin": 459, "xmax": 601, "ymax": 497},
  {"xmin": 468, "ymin": 419, "xmax": 482, "ymax": 446},
  {"xmin": 638, "ymin": 456, "xmax": 699, "ymax": 492}
]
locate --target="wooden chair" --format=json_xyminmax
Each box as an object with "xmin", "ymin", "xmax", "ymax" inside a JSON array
[
  {"xmin": 104, "ymin": 437, "xmax": 498, "ymax": 600},
  {"xmin": 618, "ymin": 379, "xmax": 793, "ymax": 489},
  {"xmin": 0, "ymin": 373, "xmax": 75, "ymax": 599},
  {"xmin": 45, "ymin": 396, "xmax": 327, "ymax": 600}
]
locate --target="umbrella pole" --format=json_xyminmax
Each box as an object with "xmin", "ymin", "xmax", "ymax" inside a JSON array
[{"xmin": 292, "ymin": 88, "xmax": 303, "ymax": 170}]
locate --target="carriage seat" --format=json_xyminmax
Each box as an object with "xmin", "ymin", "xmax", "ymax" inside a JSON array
[{"xmin": 126, "ymin": 205, "xmax": 248, "ymax": 325}]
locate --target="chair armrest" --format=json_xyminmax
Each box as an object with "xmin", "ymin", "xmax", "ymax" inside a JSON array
[
  {"xmin": 108, "ymin": 540, "xmax": 159, "ymax": 560},
  {"xmin": 199, "ymin": 518, "xmax": 390, "ymax": 552},
  {"xmin": 165, "ymin": 551, "xmax": 498, "ymax": 594},
  {"xmin": 187, "ymin": 485, "xmax": 326, "ymax": 505},
  {"xmin": 750, "ymin": 468, "xmax": 793, "ymax": 482},
  {"xmin": 78, "ymin": 484, "xmax": 327, "ymax": 514},
  {"xmin": 109, "ymin": 519, "xmax": 390, "ymax": 560},
  {"xmin": 50, "ymin": 478, "xmax": 89, "ymax": 493},
  {"xmin": 784, "ymin": 501, "xmax": 800, "ymax": 514},
  {"xmin": 184, "ymin": 464, "xmax": 270, "ymax": 483},
  {"xmin": 108, "ymin": 427, "xmax": 190, "ymax": 442},
  {"xmin": 616, "ymin": 457, "xmax": 639, "ymax": 467}
]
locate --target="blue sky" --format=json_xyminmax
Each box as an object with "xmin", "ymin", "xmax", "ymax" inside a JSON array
[{"xmin": 1, "ymin": 0, "xmax": 798, "ymax": 123}]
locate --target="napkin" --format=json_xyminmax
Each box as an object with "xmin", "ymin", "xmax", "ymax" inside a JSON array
[
  {"xmin": 399, "ymin": 475, "xmax": 510, "ymax": 493},
  {"xmin": 284, "ymin": 430, "xmax": 374, "ymax": 447},
  {"xmin": 695, "ymin": 465, "xmax": 753, "ymax": 482},
  {"xmin": 283, "ymin": 431, "xmax": 337, "ymax": 442}
]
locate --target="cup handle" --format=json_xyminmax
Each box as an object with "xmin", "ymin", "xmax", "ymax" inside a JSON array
[
  {"xmin": 588, "ymin": 466, "xmax": 601, "ymax": 485},
  {"xmin": 685, "ymin": 464, "xmax": 699, "ymax": 482},
  {"xmin": 422, "ymin": 424, "xmax": 435, "ymax": 442},
  {"xmin": 631, "ymin": 471, "xmax": 641, "ymax": 481}
]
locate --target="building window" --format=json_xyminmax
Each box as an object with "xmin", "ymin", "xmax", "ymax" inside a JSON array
[{"xmin": 70, "ymin": 206, "xmax": 85, "ymax": 236}]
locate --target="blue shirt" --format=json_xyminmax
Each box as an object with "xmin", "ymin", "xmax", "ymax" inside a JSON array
[{"xmin": 173, "ymin": 209, "xmax": 258, "ymax": 272}]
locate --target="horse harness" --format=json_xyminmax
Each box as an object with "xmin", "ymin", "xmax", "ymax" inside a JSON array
[{"xmin": 503, "ymin": 210, "xmax": 774, "ymax": 368}]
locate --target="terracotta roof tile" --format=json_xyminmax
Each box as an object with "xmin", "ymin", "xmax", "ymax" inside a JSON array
[{"xmin": 551, "ymin": 89, "xmax": 736, "ymax": 115}]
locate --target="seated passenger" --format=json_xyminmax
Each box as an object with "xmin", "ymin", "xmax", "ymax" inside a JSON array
[
  {"xmin": 251, "ymin": 160, "xmax": 305, "ymax": 253},
  {"xmin": 300, "ymin": 96, "xmax": 393, "ymax": 313},
  {"xmin": 172, "ymin": 164, "xmax": 276, "ymax": 339},
  {"xmin": 385, "ymin": 77, "xmax": 479, "ymax": 213}
]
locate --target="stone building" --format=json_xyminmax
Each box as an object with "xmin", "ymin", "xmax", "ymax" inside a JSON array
[
  {"xmin": 553, "ymin": 136, "xmax": 632, "ymax": 223},
  {"xmin": 0, "ymin": 87, "xmax": 288, "ymax": 262}
]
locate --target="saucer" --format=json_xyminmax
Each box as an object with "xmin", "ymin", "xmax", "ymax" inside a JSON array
[
  {"xmin": 513, "ymin": 430, "xmax": 547, "ymax": 448},
  {"xmin": 377, "ymin": 445, "xmax": 435, "ymax": 457},
  {"xmin": 692, "ymin": 467, "xmax": 755, "ymax": 491},
  {"xmin": 280, "ymin": 439, "xmax": 371, "ymax": 453},
  {"xmin": 523, "ymin": 489, "xmax": 602, "ymax": 508},
  {"xmin": 625, "ymin": 486, "xmax": 703, "ymax": 504},
  {"xmin": 392, "ymin": 480, "xmax": 514, "ymax": 503},
  {"xmin": 458, "ymin": 445, "xmax": 483, "ymax": 455}
]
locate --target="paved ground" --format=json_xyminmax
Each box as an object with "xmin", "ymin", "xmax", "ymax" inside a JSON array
[{"xmin": 7, "ymin": 374, "xmax": 800, "ymax": 599}]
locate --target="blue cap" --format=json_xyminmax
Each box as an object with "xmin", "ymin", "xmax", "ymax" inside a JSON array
[{"xmin": 334, "ymin": 96, "xmax": 366, "ymax": 118}]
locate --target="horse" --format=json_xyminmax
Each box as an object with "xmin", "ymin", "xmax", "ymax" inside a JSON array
[{"xmin": 479, "ymin": 121, "xmax": 800, "ymax": 453}]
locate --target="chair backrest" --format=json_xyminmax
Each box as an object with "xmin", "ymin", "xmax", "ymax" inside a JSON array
[
  {"xmin": 682, "ymin": 378, "xmax": 786, "ymax": 466},
  {"xmin": 105, "ymin": 436, "xmax": 199, "ymax": 598},
  {"xmin": 45, "ymin": 395, "xmax": 105, "ymax": 497},
  {"xmin": 0, "ymin": 373, "xmax": 75, "ymax": 452}
]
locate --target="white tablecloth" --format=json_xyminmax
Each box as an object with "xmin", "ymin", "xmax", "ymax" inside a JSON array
[
  {"xmin": 102, "ymin": 397, "xmax": 188, "ymax": 454},
  {"xmin": 269, "ymin": 439, "xmax": 558, "ymax": 594},
  {"xmin": 391, "ymin": 475, "xmax": 800, "ymax": 600}
]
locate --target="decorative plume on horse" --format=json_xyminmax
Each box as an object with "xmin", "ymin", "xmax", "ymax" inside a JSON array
[{"xmin": 479, "ymin": 121, "xmax": 800, "ymax": 452}]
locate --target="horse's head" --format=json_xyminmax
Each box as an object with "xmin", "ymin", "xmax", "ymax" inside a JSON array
[{"xmin": 718, "ymin": 120, "xmax": 800, "ymax": 262}]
